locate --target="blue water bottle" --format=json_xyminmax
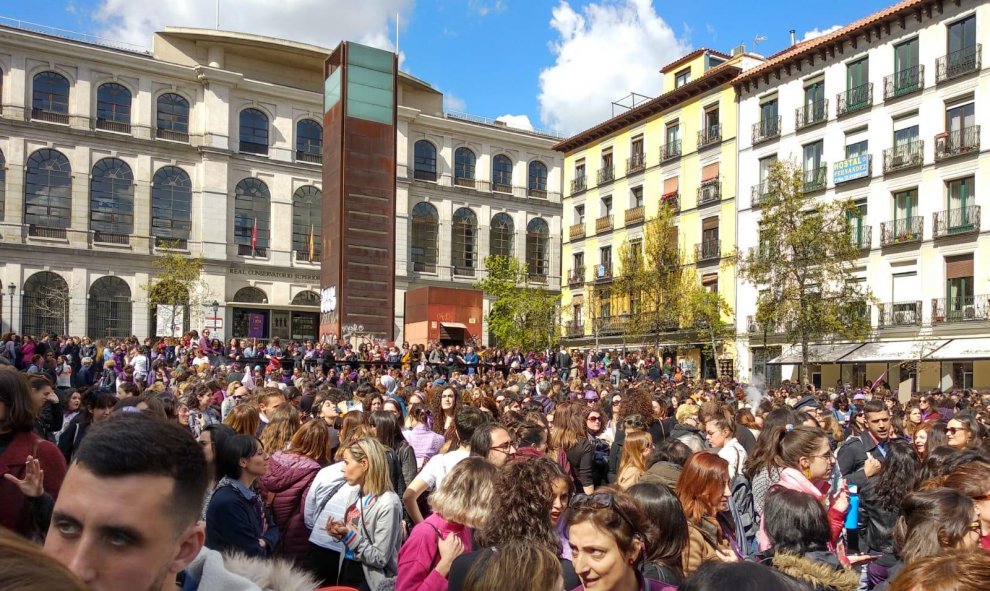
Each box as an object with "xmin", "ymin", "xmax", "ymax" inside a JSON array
[{"xmin": 845, "ymin": 483, "xmax": 859, "ymax": 550}]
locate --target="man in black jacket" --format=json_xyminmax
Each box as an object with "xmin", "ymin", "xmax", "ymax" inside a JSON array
[{"xmin": 837, "ymin": 399, "xmax": 889, "ymax": 489}]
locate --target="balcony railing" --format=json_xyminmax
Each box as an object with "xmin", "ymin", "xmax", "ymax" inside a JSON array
[
  {"xmin": 296, "ymin": 150, "xmax": 322, "ymax": 164},
  {"xmin": 933, "ymin": 294, "xmax": 990, "ymax": 324},
  {"xmin": 884, "ymin": 65, "xmax": 924, "ymax": 100},
  {"xmin": 624, "ymin": 206, "xmax": 645, "ymax": 225},
  {"xmin": 660, "ymin": 140, "xmax": 682, "ymax": 162},
  {"xmin": 565, "ymin": 321, "xmax": 585, "ymax": 337},
  {"xmin": 880, "ymin": 216, "xmax": 923, "ymax": 246},
  {"xmin": 698, "ymin": 179, "xmax": 721, "ymax": 205},
  {"xmin": 593, "ymin": 263, "xmax": 613, "ymax": 282},
  {"xmin": 936, "ymin": 44, "xmax": 982, "ymax": 83},
  {"xmin": 597, "ymin": 165, "xmax": 615, "ymax": 185},
  {"xmin": 795, "ymin": 99, "xmax": 828, "ymax": 130},
  {"xmin": 750, "ymin": 180, "xmax": 773, "ymax": 208},
  {"xmin": 595, "ymin": 314, "xmax": 628, "ymax": 335},
  {"xmin": 571, "ymin": 176, "xmax": 587, "ymax": 194},
  {"xmin": 569, "ymin": 223, "xmax": 585, "ymax": 241},
  {"xmin": 850, "ymin": 225, "xmax": 872, "ymax": 250},
  {"xmin": 95, "ymin": 119, "xmax": 131, "ymax": 134},
  {"xmin": 837, "ymin": 83, "xmax": 873, "ymax": 116},
  {"xmin": 237, "ymin": 244, "xmax": 268, "ymax": 257},
  {"xmin": 878, "ymin": 301, "xmax": 922, "ymax": 328},
  {"xmin": 240, "ymin": 141, "xmax": 269, "ymax": 155},
  {"xmin": 492, "ymin": 179, "xmax": 512, "ymax": 193},
  {"xmin": 935, "ymin": 126, "xmax": 980, "ymax": 161},
  {"xmin": 933, "ymin": 205, "xmax": 981, "ymax": 238},
  {"xmin": 294, "ymin": 250, "xmax": 322, "ymax": 263},
  {"xmin": 595, "ymin": 215, "xmax": 614, "ymax": 233},
  {"xmin": 156, "ymin": 128, "xmax": 189, "ymax": 142},
  {"xmin": 31, "ymin": 108, "xmax": 69, "ymax": 124},
  {"xmin": 527, "ymin": 187, "xmax": 548, "ymax": 198},
  {"xmin": 802, "ymin": 165, "xmax": 827, "ymax": 192},
  {"xmin": 698, "ymin": 124, "xmax": 722, "ymax": 148},
  {"xmin": 883, "ymin": 141, "xmax": 924, "ymax": 173},
  {"xmin": 696, "ymin": 239, "xmax": 721, "ymax": 263},
  {"xmin": 93, "ymin": 231, "xmax": 130, "ymax": 245},
  {"xmin": 28, "ymin": 225, "xmax": 67, "ymax": 239},
  {"xmin": 626, "ymin": 152, "xmax": 646, "ymax": 174},
  {"xmin": 752, "ymin": 117, "xmax": 781, "ymax": 144},
  {"xmin": 453, "ymin": 175, "xmax": 476, "ymax": 188},
  {"xmin": 660, "ymin": 192, "xmax": 680, "ymax": 213},
  {"xmin": 568, "ymin": 267, "xmax": 586, "ymax": 287},
  {"xmin": 154, "ymin": 236, "xmax": 188, "ymax": 249}
]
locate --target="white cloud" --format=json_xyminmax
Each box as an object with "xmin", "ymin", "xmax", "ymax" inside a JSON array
[
  {"xmin": 443, "ymin": 92, "xmax": 467, "ymax": 113},
  {"xmin": 538, "ymin": 0, "xmax": 691, "ymax": 135},
  {"xmin": 801, "ymin": 24, "xmax": 842, "ymax": 42},
  {"xmin": 92, "ymin": 0, "xmax": 413, "ymax": 53},
  {"xmin": 469, "ymin": 0, "xmax": 507, "ymax": 17},
  {"xmin": 495, "ymin": 114, "xmax": 534, "ymax": 131}
]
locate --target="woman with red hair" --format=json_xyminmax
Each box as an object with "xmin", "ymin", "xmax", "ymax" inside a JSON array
[{"xmin": 676, "ymin": 452, "xmax": 737, "ymax": 575}]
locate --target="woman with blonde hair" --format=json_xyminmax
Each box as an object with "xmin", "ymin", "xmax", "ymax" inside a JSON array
[
  {"xmin": 616, "ymin": 430, "xmax": 653, "ymax": 490},
  {"xmin": 550, "ymin": 400, "xmax": 595, "ymax": 495},
  {"xmin": 396, "ymin": 457, "xmax": 497, "ymax": 591},
  {"xmin": 224, "ymin": 403, "xmax": 261, "ymax": 436},
  {"xmin": 326, "ymin": 436, "xmax": 403, "ymax": 591},
  {"xmin": 0, "ymin": 530, "xmax": 88, "ymax": 591},
  {"xmin": 259, "ymin": 404, "xmax": 301, "ymax": 453}
]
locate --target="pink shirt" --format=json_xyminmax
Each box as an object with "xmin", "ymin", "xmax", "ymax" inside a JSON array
[{"xmin": 396, "ymin": 513, "xmax": 472, "ymax": 591}]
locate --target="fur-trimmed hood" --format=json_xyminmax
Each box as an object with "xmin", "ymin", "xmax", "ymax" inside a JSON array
[
  {"xmin": 183, "ymin": 547, "xmax": 319, "ymax": 591},
  {"xmin": 771, "ymin": 552, "xmax": 860, "ymax": 591}
]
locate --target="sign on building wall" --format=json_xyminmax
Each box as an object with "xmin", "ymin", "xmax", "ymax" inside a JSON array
[
  {"xmin": 833, "ymin": 154, "xmax": 871, "ymax": 184},
  {"xmin": 155, "ymin": 305, "xmax": 184, "ymax": 337}
]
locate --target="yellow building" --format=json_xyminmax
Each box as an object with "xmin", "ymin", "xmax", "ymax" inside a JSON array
[{"xmin": 554, "ymin": 48, "xmax": 763, "ymax": 378}]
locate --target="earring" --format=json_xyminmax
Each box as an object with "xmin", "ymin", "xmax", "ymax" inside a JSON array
[{"xmin": 803, "ymin": 467, "xmax": 812, "ymax": 479}]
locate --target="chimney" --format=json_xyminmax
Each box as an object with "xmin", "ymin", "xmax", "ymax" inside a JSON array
[{"xmin": 790, "ymin": 29, "xmax": 796, "ymax": 46}]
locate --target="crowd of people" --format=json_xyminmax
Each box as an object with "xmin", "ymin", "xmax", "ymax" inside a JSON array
[{"xmin": 1, "ymin": 328, "xmax": 990, "ymax": 591}]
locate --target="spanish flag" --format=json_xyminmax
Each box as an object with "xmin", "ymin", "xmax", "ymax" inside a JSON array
[{"xmin": 309, "ymin": 224, "xmax": 315, "ymax": 262}]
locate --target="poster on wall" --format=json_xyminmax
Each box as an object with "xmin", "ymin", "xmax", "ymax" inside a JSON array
[
  {"xmin": 155, "ymin": 305, "xmax": 184, "ymax": 337},
  {"xmin": 248, "ymin": 313, "xmax": 266, "ymax": 338}
]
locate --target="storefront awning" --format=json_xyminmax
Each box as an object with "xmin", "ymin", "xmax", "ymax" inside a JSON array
[
  {"xmin": 837, "ymin": 340, "xmax": 949, "ymax": 364},
  {"xmin": 440, "ymin": 322, "xmax": 467, "ymax": 329},
  {"xmin": 767, "ymin": 343, "xmax": 864, "ymax": 365},
  {"xmin": 925, "ymin": 338, "xmax": 990, "ymax": 361}
]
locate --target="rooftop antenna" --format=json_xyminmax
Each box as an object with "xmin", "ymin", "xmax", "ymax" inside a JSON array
[
  {"xmin": 216, "ymin": 0, "xmax": 220, "ymax": 30},
  {"xmin": 753, "ymin": 34, "xmax": 767, "ymax": 47},
  {"xmin": 396, "ymin": 13, "xmax": 399, "ymax": 55}
]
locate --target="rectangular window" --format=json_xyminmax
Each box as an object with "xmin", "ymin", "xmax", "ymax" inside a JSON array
[
  {"xmin": 761, "ymin": 97, "xmax": 778, "ymax": 123},
  {"xmin": 601, "ymin": 150, "xmax": 613, "ymax": 170},
  {"xmin": 948, "ymin": 15, "xmax": 977, "ymax": 55},
  {"xmin": 631, "ymin": 136, "xmax": 643, "ymax": 156},
  {"xmin": 759, "ymin": 155, "xmax": 777, "ymax": 182},
  {"xmin": 892, "ymin": 271, "xmax": 920, "ymax": 323},
  {"xmin": 702, "ymin": 216, "xmax": 719, "ymax": 242},
  {"xmin": 675, "ymin": 68, "xmax": 691, "ymax": 88},
  {"xmin": 894, "ymin": 124, "xmax": 920, "ymax": 146},
  {"xmin": 702, "ymin": 273, "xmax": 718, "ymax": 294},
  {"xmin": 847, "ymin": 201, "xmax": 868, "ymax": 247},
  {"xmin": 894, "ymin": 37, "xmax": 919, "ymax": 72},
  {"xmin": 946, "ymin": 102, "xmax": 976, "ymax": 134},
  {"xmin": 631, "ymin": 186, "xmax": 644, "ymax": 208},
  {"xmin": 666, "ymin": 123, "xmax": 680, "ymax": 145},
  {"xmin": 573, "ymin": 252, "xmax": 584, "ymax": 269},
  {"xmin": 600, "ymin": 246, "xmax": 612, "ymax": 268},
  {"xmin": 601, "ymin": 196, "xmax": 613, "ymax": 217},
  {"xmin": 945, "ymin": 254, "xmax": 974, "ymax": 320},
  {"xmin": 575, "ymin": 204, "xmax": 585, "ymax": 225},
  {"xmin": 575, "ymin": 160, "xmax": 586, "ymax": 179},
  {"xmin": 803, "ymin": 141, "xmax": 824, "ymax": 189},
  {"xmin": 629, "ymin": 239, "xmax": 642, "ymax": 266},
  {"xmin": 803, "ymin": 79, "xmax": 826, "ymax": 124},
  {"xmin": 894, "ymin": 189, "xmax": 915, "ymax": 220},
  {"xmin": 844, "ymin": 57, "xmax": 871, "ymax": 113},
  {"xmin": 845, "ymin": 140, "xmax": 868, "ymax": 159},
  {"xmin": 946, "ymin": 177, "xmax": 976, "ymax": 232}
]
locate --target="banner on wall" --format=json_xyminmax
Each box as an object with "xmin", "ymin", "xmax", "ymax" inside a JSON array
[
  {"xmin": 248, "ymin": 313, "xmax": 265, "ymax": 338},
  {"xmin": 155, "ymin": 305, "xmax": 184, "ymax": 337}
]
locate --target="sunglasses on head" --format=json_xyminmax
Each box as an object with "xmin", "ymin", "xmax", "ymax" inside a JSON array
[{"xmin": 572, "ymin": 492, "xmax": 641, "ymax": 538}]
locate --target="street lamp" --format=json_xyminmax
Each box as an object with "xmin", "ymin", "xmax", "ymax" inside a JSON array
[
  {"xmin": 211, "ymin": 300, "xmax": 219, "ymax": 333},
  {"xmin": 7, "ymin": 282, "xmax": 15, "ymax": 333}
]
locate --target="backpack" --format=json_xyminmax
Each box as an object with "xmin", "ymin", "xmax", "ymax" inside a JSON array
[{"xmin": 726, "ymin": 450, "xmax": 759, "ymax": 559}]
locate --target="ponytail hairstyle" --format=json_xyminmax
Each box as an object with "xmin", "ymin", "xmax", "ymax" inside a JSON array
[
  {"xmin": 770, "ymin": 425, "xmax": 828, "ymax": 470},
  {"xmin": 744, "ymin": 406, "xmax": 799, "ymax": 478}
]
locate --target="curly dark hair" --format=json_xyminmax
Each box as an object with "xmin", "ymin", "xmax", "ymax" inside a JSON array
[
  {"xmin": 475, "ymin": 457, "xmax": 561, "ymax": 555},
  {"xmin": 427, "ymin": 386, "xmax": 461, "ymax": 439},
  {"xmin": 870, "ymin": 440, "xmax": 920, "ymax": 510},
  {"xmin": 617, "ymin": 385, "xmax": 656, "ymax": 426}
]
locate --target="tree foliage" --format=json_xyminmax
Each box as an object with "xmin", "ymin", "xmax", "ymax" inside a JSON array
[
  {"xmin": 738, "ymin": 160, "xmax": 874, "ymax": 384},
  {"xmin": 684, "ymin": 278, "xmax": 734, "ymax": 360},
  {"xmin": 475, "ymin": 255, "xmax": 560, "ymax": 350},
  {"xmin": 145, "ymin": 246, "xmax": 215, "ymax": 335}
]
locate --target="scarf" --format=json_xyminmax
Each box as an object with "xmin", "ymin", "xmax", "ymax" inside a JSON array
[{"xmin": 757, "ymin": 467, "xmax": 822, "ymax": 551}]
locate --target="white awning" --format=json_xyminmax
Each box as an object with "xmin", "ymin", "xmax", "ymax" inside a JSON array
[
  {"xmin": 439, "ymin": 322, "xmax": 467, "ymax": 329},
  {"xmin": 925, "ymin": 338, "xmax": 990, "ymax": 360},
  {"xmin": 837, "ymin": 340, "xmax": 949, "ymax": 364},
  {"xmin": 767, "ymin": 343, "xmax": 864, "ymax": 365}
]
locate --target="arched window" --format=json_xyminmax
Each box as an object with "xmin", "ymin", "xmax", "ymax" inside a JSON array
[
  {"xmin": 292, "ymin": 186, "xmax": 323, "ymax": 262},
  {"xmin": 96, "ymin": 82, "xmax": 131, "ymax": 132},
  {"xmin": 90, "ymin": 157, "xmax": 134, "ymax": 243},
  {"xmin": 151, "ymin": 166, "xmax": 192, "ymax": 248},
  {"xmin": 489, "ymin": 213, "xmax": 514, "ymax": 259},
  {"xmin": 234, "ymin": 286, "xmax": 268, "ymax": 304},
  {"xmin": 410, "ymin": 202, "xmax": 439, "ymax": 272},
  {"xmin": 451, "ymin": 207, "xmax": 478, "ymax": 276},
  {"xmin": 234, "ymin": 179, "xmax": 271, "ymax": 256},
  {"xmin": 239, "ymin": 108, "xmax": 269, "ymax": 155},
  {"xmin": 413, "ymin": 140, "xmax": 437, "ymax": 181},
  {"xmin": 22, "ymin": 271, "xmax": 69, "ymax": 337},
  {"xmin": 32, "ymin": 71, "xmax": 69, "ymax": 122},
  {"xmin": 296, "ymin": 119, "xmax": 323, "ymax": 163},
  {"xmin": 87, "ymin": 276, "xmax": 132, "ymax": 338},
  {"xmin": 528, "ymin": 160, "xmax": 548, "ymax": 198},
  {"xmin": 0, "ymin": 149, "xmax": 6, "ymax": 220},
  {"xmin": 292, "ymin": 291, "xmax": 320, "ymax": 306},
  {"xmin": 453, "ymin": 147, "xmax": 476, "ymax": 186},
  {"xmin": 156, "ymin": 93, "xmax": 190, "ymax": 141},
  {"xmin": 492, "ymin": 154, "xmax": 513, "ymax": 193},
  {"xmin": 24, "ymin": 149, "xmax": 72, "ymax": 235},
  {"xmin": 526, "ymin": 218, "xmax": 550, "ymax": 280}
]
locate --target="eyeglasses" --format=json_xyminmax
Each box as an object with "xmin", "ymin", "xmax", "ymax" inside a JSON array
[
  {"xmin": 572, "ymin": 493, "xmax": 638, "ymax": 534},
  {"xmin": 612, "ymin": 400, "xmax": 622, "ymax": 406},
  {"xmin": 587, "ymin": 416, "xmax": 602, "ymax": 422},
  {"xmin": 809, "ymin": 452, "xmax": 834, "ymax": 462},
  {"xmin": 946, "ymin": 426, "xmax": 971, "ymax": 435},
  {"xmin": 490, "ymin": 440, "xmax": 516, "ymax": 454}
]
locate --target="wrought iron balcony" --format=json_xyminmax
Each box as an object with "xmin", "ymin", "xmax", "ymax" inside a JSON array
[
  {"xmin": 884, "ymin": 65, "xmax": 924, "ymax": 100},
  {"xmin": 93, "ymin": 231, "xmax": 130, "ymax": 245},
  {"xmin": 936, "ymin": 44, "xmax": 982, "ymax": 83},
  {"xmin": 880, "ymin": 216, "xmax": 923, "ymax": 246},
  {"xmin": 626, "ymin": 152, "xmax": 646, "ymax": 174},
  {"xmin": 795, "ymin": 99, "xmax": 828, "ymax": 130},
  {"xmin": 31, "ymin": 108, "xmax": 69, "ymax": 125},
  {"xmin": 595, "ymin": 314, "xmax": 628, "ymax": 335},
  {"xmin": 565, "ymin": 321, "xmax": 585, "ymax": 337},
  {"xmin": 837, "ymin": 83, "xmax": 873, "ymax": 116},
  {"xmin": 696, "ymin": 239, "xmax": 721, "ymax": 263},
  {"xmin": 568, "ymin": 267, "xmax": 586, "ymax": 287},
  {"xmin": 96, "ymin": 119, "xmax": 131, "ymax": 134},
  {"xmin": 624, "ymin": 206, "xmax": 645, "ymax": 225},
  {"xmin": 237, "ymin": 244, "xmax": 268, "ymax": 257},
  {"xmin": 883, "ymin": 141, "xmax": 924, "ymax": 173},
  {"xmin": 296, "ymin": 150, "xmax": 322, "ymax": 164},
  {"xmin": 595, "ymin": 215, "xmax": 614, "ymax": 233},
  {"xmin": 878, "ymin": 301, "xmax": 922, "ymax": 328},
  {"xmin": 569, "ymin": 223, "xmax": 585, "ymax": 241},
  {"xmin": 593, "ymin": 263, "xmax": 613, "ymax": 282},
  {"xmin": 660, "ymin": 192, "xmax": 680, "ymax": 213},
  {"xmin": 698, "ymin": 179, "xmax": 721, "ymax": 205},
  {"xmin": 660, "ymin": 140, "xmax": 682, "ymax": 162},
  {"xmin": 933, "ymin": 294, "xmax": 990, "ymax": 324},
  {"xmin": 850, "ymin": 225, "xmax": 872, "ymax": 250},
  {"xmin": 28, "ymin": 225, "xmax": 67, "ymax": 239},
  {"xmin": 750, "ymin": 181, "xmax": 773, "ymax": 208},
  {"xmin": 597, "ymin": 165, "xmax": 615, "ymax": 185},
  {"xmin": 156, "ymin": 128, "xmax": 189, "ymax": 142},
  {"xmin": 752, "ymin": 117, "xmax": 781, "ymax": 144},
  {"xmin": 933, "ymin": 205, "xmax": 980, "ymax": 238},
  {"xmin": 571, "ymin": 176, "xmax": 587, "ymax": 194},
  {"xmin": 239, "ymin": 141, "xmax": 269, "ymax": 155},
  {"xmin": 935, "ymin": 126, "xmax": 980, "ymax": 161},
  {"xmin": 294, "ymin": 250, "xmax": 321, "ymax": 263},
  {"xmin": 698, "ymin": 124, "xmax": 722, "ymax": 149},
  {"xmin": 802, "ymin": 165, "xmax": 827, "ymax": 193}
]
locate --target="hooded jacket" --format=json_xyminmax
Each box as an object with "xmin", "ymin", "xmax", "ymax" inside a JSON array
[
  {"xmin": 770, "ymin": 551, "xmax": 860, "ymax": 591},
  {"xmin": 670, "ymin": 423, "xmax": 707, "ymax": 453},
  {"xmin": 181, "ymin": 546, "xmax": 319, "ymax": 591},
  {"xmin": 639, "ymin": 461, "xmax": 682, "ymax": 490},
  {"xmin": 259, "ymin": 451, "xmax": 322, "ymax": 564}
]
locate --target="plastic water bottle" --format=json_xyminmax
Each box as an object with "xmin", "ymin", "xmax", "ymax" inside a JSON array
[{"xmin": 845, "ymin": 483, "xmax": 859, "ymax": 550}]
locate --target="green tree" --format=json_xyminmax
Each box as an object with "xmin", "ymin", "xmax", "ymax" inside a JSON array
[
  {"xmin": 145, "ymin": 247, "xmax": 214, "ymax": 336},
  {"xmin": 739, "ymin": 160, "xmax": 874, "ymax": 385},
  {"xmin": 684, "ymin": 277, "xmax": 734, "ymax": 372},
  {"xmin": 475, "ymin": 255, "xmax": 561, "ymax": 350}
]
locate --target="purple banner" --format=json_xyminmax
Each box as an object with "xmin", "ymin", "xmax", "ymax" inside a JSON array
[{"xmin": 248, "ymin": 313, "xmax": 266, "ymax": 338}]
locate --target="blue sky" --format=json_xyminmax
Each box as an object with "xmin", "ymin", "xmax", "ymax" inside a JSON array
[{"xmin": 1, "ymin": 0, "xmax": 899, "ymax": 134}]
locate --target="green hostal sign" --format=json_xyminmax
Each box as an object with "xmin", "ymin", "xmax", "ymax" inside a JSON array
[{"xmin": 833, "ymin": 154, "xmax": 871, "ymax": 184}]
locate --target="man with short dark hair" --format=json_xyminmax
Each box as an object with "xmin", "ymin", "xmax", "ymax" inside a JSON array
[
  {"xmin": 837, "ymin": 399, "xmax": 890, "ymax": 489},
  {"xmin": 470, "ymin": 424, "xmax": 517, "ymax": 467}
]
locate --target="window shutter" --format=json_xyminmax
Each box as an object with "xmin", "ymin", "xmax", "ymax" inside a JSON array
[
  {"xmin": 702, "ymin": 216, "xmax": 719, "ymax": 231},
  {"xmin": 702, "ymin": 162, "xmax": 720, "ymax": 181},
  {"xmin": 663, "ymin": 176, "xmax": 679, "ymax": 194},
  {"xmin": 946, "ymin": 254, "xmax": 974, "ymax": 279}
]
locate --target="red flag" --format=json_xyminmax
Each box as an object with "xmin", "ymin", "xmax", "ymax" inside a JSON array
[{"xmin": 251, "ymin": 217, "xmax": 258, "ymax": 254}]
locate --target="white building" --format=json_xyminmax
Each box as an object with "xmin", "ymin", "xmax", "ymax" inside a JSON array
[
  {"xmin": 0, "ymin": 24, "xmax": 561, "ymax": 343},
  {"xmin": 734, "ymin": 0, "xmax": 990, "ymax": 388}
]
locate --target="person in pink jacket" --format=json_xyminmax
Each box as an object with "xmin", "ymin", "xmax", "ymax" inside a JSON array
[{"xmin": 396, "ymin": 457, "xmax": 496, "ymax": 591}]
